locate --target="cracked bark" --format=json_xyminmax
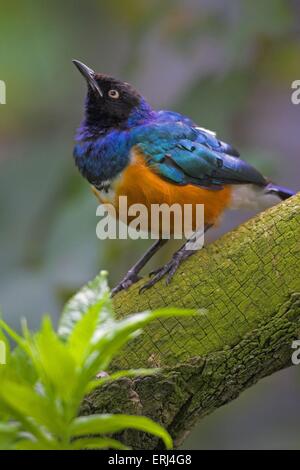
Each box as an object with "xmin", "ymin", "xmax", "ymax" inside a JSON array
[{"xmin": 80, "ymin": 194, "xmax": 300, "ymax": 449}]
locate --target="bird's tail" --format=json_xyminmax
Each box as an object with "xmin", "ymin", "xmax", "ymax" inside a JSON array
[
  {"xmin": 230, "ymin": 183, "xmax": 295, "ymax": 211},
  {"xmin": 264, "ymin": 183, "xmax": 295, "ymax": 201}
]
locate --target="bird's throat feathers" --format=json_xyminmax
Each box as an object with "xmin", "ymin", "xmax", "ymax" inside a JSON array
[
  {"xmin": 74, "ymin": 98, "xmax": 155, "ymax": 186},
  {"xmin": 79, "ymin": 96, "xmax": 154, "ymax": 138}
]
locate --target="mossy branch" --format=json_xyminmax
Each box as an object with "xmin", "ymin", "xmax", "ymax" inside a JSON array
[{"xmin": 80, "ymin": 194, "xmax": 300, "ymax": 449}]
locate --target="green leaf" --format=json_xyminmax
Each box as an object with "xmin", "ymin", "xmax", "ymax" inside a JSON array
[
  {"xmin": 67, "ymin": 299, "xmax": 111, "ymax": 366},
  {"xmin": 0, "ymin": 319, "xmax": 28, "ymax": 354},
  {"xmin": 59, "ymin": 271, "xmax": 112, "ymax": 340},
  {"xmin": 70, "ymin": 437, "xmax": 129, "ymax": 450},
  {"xmin": 70, "ymin": 414, "xmax": 172, "ymax": 449},
  {"xmin": 30, "ymin": 316, "xmax": 77, "ymax": 403},
  {"xmin": 0, "ymin": 422, "xmax": 20, "ymax": 450},
  {"xmin": 9, "ymin": 346, "xmax": 38, "ymax": 386},
  {"xmin": 14, "ymin": 439, "xmax": 58, "ymax": 450},
  {"xmin": 0, "ymin": 422, "xmax": 21, "ymax": 435},
  {"xmin": 0, "ymin": 320, "xmax": 10, "ymax": 366},
  {"xmin": 0, "ymin": 379, "xmax": 62, "ymax": 437}
]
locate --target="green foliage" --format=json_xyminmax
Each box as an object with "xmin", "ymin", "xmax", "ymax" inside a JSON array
[{"xmin": 0, "ymin": 272, "xmax": 193, "ymax": 450}]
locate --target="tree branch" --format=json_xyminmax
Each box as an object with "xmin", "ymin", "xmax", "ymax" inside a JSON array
[{"xmin": 80, "ymin": 194, "xmax": 300, "ymax": 449}]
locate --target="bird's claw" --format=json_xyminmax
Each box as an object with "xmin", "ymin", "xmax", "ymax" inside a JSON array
[
  {"xmin": 139, "ymin": 256, "xmax": 181, "ymax": 293},
  {"xmin": 111, "ymin": 272, "xmax": 141, "ymax": 297}
]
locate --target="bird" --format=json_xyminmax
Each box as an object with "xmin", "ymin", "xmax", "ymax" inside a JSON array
[{"xmin": 72, "ymin": 60, "xmax": 295, "ymax": 296}]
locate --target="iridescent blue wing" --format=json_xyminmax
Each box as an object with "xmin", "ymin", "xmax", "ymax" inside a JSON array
[
  {"xmin": 132, "ymin": 120, "xmax": 266, "ymax": 190},
  {"xmin": 156, "ymin": 110, "xmax": 240, "ymax": 157}
]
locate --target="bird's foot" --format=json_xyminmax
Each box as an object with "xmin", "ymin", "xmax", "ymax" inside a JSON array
[
  {"xmin": 111, "ymin": 271, "xmax": 141, "ymax": 297},
  {"xmin": 140, "ymin": 249, "xmax": 193, "ymax": 293}
]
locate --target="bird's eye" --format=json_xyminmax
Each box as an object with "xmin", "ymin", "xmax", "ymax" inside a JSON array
[{"xmin": 108, "ymin": 89, "xmax": 119, "ymax": 99}]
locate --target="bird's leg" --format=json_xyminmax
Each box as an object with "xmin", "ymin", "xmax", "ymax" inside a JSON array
[
  {"xmin": 140, "ymin": 225, "xmax": 213, "ymax": 293},
  {"xmin": 111, "ymin": 238, "xmax": 168, "ymax": 296}
]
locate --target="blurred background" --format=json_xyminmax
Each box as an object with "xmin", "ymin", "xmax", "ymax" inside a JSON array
[{"xmin": 0, "ymin": 0, "xmax": 299, "ymax": 449}]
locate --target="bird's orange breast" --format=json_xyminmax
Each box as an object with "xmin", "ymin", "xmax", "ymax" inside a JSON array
[{"xmin": 95, "ymin": 149, "xmax": 232, "ymax": 235}]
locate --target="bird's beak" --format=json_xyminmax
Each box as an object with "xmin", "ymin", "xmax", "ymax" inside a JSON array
[{"xmin": 72, "ymin": 59, "xmax": 103, "ymax": 98}]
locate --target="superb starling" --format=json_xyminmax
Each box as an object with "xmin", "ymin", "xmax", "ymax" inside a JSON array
[{"xmin": 73, "ymin": 60, "xmax": 295, "ymax": 295}]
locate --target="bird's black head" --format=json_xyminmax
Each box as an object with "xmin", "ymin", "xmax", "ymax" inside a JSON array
[{"xmin": 73, "ymin": 60, "xmax": 150, "ymax": 131}]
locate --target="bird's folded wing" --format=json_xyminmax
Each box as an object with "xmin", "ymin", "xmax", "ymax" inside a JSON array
[{"xmin": 134, "ymin": 123, "xmax": 266, "ymax": 190}]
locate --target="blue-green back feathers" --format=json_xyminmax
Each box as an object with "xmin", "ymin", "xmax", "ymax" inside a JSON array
[{"xmin": 133, "ymin": 118, "xmax": 266, "ymax": 190}]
